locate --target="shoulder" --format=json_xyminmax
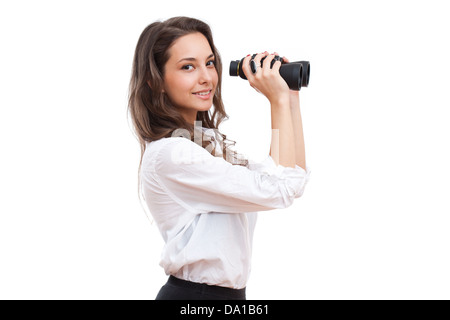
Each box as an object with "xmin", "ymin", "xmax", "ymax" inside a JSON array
[{"xmin": 142, "ymin": 137, "xmax": 215, "ymax": 171}]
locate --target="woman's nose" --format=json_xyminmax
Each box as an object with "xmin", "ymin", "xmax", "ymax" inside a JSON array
[{"xmin": 198, "ymin": 66, "xmax": 212, "ymax": 84}]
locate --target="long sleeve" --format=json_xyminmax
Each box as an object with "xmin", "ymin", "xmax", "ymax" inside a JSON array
[{"xmin": 149, "ymin": 137, "xmax": 310, "ymax": 215}]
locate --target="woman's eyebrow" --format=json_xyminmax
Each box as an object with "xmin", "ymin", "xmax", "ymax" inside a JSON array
[{"xmin": 177, "ymin": 53, "xmax": 214, "ymax": 63}]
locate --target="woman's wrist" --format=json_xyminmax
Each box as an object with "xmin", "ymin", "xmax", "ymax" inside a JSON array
[
  {"xmin": 269, "ymin": 95, "xmax": 290, "ymax": 109},
  {"xmin": 289, "ymin": 90, "xmax": 300, "ymax": 107}
]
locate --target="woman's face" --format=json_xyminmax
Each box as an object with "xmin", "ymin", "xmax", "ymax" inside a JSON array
[{"xmin": 163, "ymin": 32, "xmax": 218, "ymax": 124}]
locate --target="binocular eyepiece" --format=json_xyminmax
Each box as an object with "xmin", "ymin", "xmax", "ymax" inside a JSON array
[{"xmin": 229, "ymin": 54, "xmax": 310, "ymax": 91}]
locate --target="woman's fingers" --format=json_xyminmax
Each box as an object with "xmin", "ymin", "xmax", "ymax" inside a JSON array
[
  {"xmin": 244, "ymin": 51, "xmax": 286, "ymax": 79},
  {"xmin": 251, "ymin": 52, "xmax": 268, "ymax": 76},
  {"xmin": 242, "ymin": 51, "xmax": 289, "ymax": 99},
  {"xmin": 261, "ymin": 53, "xmax": 276, "ymax": 72},
  {"xmin": 268, "ymin": 54, "xmax": 283, "ymax": 73},
  {"xmin": 242, "ymin": 52, "xmax": 267, "ymax": 81}
]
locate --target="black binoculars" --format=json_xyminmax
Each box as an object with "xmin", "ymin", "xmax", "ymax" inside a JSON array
[{"xmin": 229, "ymin": 54, "xmax": 310, "ymax": 91}]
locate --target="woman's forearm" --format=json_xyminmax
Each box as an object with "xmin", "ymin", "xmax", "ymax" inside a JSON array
[
  {"xmin": 270, "ymin": 97, "xmax": 296, "ymax": 168},
  {"xmin": 289, "ymin": 92, "xmax": 306, "ymax": 170},
  {"xmin": 239, "ymin": 52, "xmax": 299, "ymax": 169}
]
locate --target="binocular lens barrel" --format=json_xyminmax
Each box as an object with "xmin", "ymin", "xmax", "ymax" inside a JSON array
[
  {"xmin": 229, "ymin": 56, "xmax": 310, "ymax": 91},
  {"xmin": 297, "ymin": 61, "xmax": 310, "ymax": 87}
]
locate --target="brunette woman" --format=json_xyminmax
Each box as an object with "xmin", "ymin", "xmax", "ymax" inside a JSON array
[{"xmin": 128, "ymin": 16, "xmax": 310, "ymax": 300}]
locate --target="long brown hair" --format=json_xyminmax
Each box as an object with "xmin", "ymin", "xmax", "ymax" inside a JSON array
[{"xmin": 128, "ymin": 17, "xmax": 247, "ymax": 183}]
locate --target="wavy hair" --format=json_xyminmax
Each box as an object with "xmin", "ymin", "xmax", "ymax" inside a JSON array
[{"xmin": 128, "ymin": 17, "xmax": 248, "ymax": 184}]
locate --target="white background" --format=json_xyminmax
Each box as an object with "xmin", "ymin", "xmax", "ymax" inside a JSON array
[{"xmin": 1, "ymin": 0, "xmax": 449, "ymax": 299}]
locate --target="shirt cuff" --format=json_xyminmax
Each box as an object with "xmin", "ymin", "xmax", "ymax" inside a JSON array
[{"xmin": 249, "ymin": 155, "xmax": 311, "ymax": 178}]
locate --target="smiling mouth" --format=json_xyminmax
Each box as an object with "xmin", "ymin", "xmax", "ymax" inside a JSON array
[{"xmin": 193, "ymin": 90, "xmax": 212, "ymax": 96}]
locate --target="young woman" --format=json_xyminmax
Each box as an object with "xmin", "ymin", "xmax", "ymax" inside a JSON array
[{"xmin": 128, "ymin": 16, "xmax": 310, "ymax": 300}]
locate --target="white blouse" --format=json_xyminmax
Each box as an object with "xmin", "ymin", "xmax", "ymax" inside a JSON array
[{"xmin": 140, "ymin": 135, "xmax": 310, "ymax": 289}]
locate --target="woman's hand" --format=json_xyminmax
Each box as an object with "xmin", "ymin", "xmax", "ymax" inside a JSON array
[{"xmin": 241, "ymin": 52, "xmax": 290, "ymax": 104}]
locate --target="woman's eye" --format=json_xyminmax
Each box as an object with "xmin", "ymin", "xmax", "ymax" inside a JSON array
[
  {"xmin": 207, "ymin": 60, "xmax": 215, "ymax": 67},
  {"xmin": 182, "ymin": 65, "xmax": 194, "ymax": 71}
]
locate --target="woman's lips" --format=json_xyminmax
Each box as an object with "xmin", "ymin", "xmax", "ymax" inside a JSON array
[{"xmin": 193, "ymin": 90, "xmax": 212, "ymax": 99}]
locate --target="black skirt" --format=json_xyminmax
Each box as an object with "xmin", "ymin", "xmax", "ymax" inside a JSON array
[{"xmin": 155, "ymin": 276, "xmax": 246, "ymax": 300}]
